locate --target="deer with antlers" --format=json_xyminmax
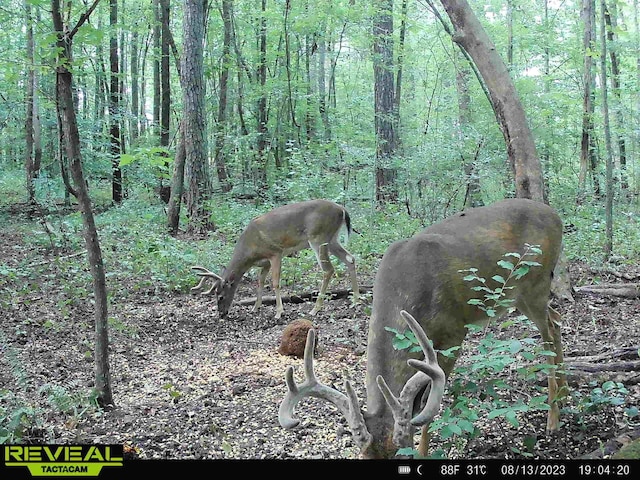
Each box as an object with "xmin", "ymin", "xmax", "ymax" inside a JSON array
[
  {"xmin": 279, "ymin": 198, "xmax": 567, "ymax": 458},
  {"xmin": 191, "ymin": 199, "xmax": 359, "ymax": 319}
]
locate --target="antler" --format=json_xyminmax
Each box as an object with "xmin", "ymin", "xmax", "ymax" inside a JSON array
[
  {"xmin": 278, "ymin": 328, "xmax": 373, "ymax": 450},
  {"xmin": 279, "ymin": 310, "xmax": 446, "ymax": 455},
  {"xmin": 376, "ymin": 310, "xmax": 446, "ymax": 449},
  {"xmin": 191, "ymin": 266, "xmax": 223, "ymax": 294}
]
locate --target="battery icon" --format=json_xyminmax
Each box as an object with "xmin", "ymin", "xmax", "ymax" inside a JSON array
[{"xmin": 398, "ymin": 465, "xmax": 411, "ymax": 474}]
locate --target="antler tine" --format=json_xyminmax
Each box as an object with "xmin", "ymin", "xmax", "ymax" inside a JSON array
[
  {"xmin": 376, "ymin": 310, "xmax": 446, "ymax": 447},
  {"xmin": 400, "ymin": 310, "xmax": 446, "ymax": 426},
  {"xmin": 279, "ymin": 329, "xmax": 372, "ymax": 449},
  {"xmin": 191, "ymin": 266, "xmax": 223, "ymax": 295},
  {"xmin": 191, "ymin": 266, "xmax": 223, "ymax": 280}
]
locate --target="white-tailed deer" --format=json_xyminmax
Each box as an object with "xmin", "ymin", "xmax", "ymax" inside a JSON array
[
  {"xmin": 191, "ymin": 199, "xmax": 359, "ymax": 319},
  {"xmin": 279, "ymin": 198, "xmax": 567, "ymax": 458}
]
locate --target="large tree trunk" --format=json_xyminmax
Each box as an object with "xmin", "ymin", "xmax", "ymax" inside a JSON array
[
  {"xmin": 434, "ymin": 0, "xmax": 573, "ymax": 301},
  {"xmin": 51, "ymin": 0, "xmax": 113, "ymax": 409},
  {"xmin": 183, "ymin": 0, "xmax": 212, "ymax": 232},
  {"xmin": 438, "ymin": 0, "xmax": 545, "ymax": 202}
]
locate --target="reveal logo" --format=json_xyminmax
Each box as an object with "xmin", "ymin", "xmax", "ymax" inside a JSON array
[{"xmin": 4, "ymin": 445, "xmax": 123, "ymax": 477}]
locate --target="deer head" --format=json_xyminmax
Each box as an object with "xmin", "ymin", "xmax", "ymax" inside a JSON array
[
  {"xmin": 279, "ymin": 198, "xmax": 567, "ymax": 458},
  {"xmin": 192, "ymin": 199, "xmax": 359, "ymax": 319}
]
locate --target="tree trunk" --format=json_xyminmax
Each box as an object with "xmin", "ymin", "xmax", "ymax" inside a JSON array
[
  {"xmin": 455, "ymin": 50, "xmax": 483, "ymax": 209},
  {"xmin": 213, "ymin": 0, "xmax": 233, "ymax": 193},
  {"xmin": 51, "ymin": 0, "xmax": 113, "ymax": 409},
  {"xmin": 160, "ymin": 0, "xmax": 171, "ymax": 148},
  {"xmin": 604, "ymin": 2, "xmax": 628, "ymax": 190},
  {"xmin": 110, "ymin": 0, "xmax": 122, "ymax": 204},
  {"xmin": 167, "ymin": 120, "xmax": 186, "ymax": 235},
  {"xmin": 317, "ymin": 22, "xmax": 331, "ymax": 142},
  {"xmin": 25, "ymin": 0, "xmax": 37, "ymax": 205},
  {"xmin": 183, "ymin": 0, "xmax": 213, "ymax": 232},
  {"xmin": 153, "ymin": 0, "xmax": 161, "ymax": 133},
  {"xmin": 373, "ymin": 0, "xmax": 398, "ymax": 205},
  {"xmin": 599, "ymin": 0, "xmax": 614, "ymax": 259},
  {"xmin": 579, "ymin": 0, "xmax": 599, "ymax": 198},
  {"xmin": 130, "ymin": 30, "xmax": 140, "ymax": 142},
  {"xmin": 256, "ymin": 0, "xmax": 269, "ymax": 193},
  {"xmin": 438, "ymin": 0, "xmax": 545, "ymax": 202}
]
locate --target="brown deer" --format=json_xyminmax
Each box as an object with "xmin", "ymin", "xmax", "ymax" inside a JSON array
[
  {"xmin": 279, "ymin": 198, "xmax": 567, "ymax": 458},
  {"xmin": 191, "ymin": 199, "xmax": 359, "ymax": 319}
]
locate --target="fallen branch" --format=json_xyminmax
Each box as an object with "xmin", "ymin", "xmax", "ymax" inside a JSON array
[
  {"xmin": 566, "ymin": 359, "xmax": 640, "ymax": 374},
  {"xmin": 236, "ymin": 285, "xmax": 372, "ymax": 306},
  {"xmin": 574, "ymin": 283, "xmax": 640, "ymax": 298},
  {"xmin": 566, "ymin": 346, "xmax": 639, "ymax": 363}
]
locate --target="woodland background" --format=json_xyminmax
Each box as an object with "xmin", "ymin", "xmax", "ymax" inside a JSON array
[{"xmin": 0, "ymin": 0, "xmax": 639, "ymax": 460}]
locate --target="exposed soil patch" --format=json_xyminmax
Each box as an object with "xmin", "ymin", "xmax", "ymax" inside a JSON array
[{"xmin": 1, "ymin": 224, "xmax": 639, "ymax": 461}]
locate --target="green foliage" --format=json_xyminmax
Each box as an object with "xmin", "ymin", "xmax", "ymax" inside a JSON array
[
  {"xmin": 458, "ymin": 244, "xmax": 542, "ymax": 318},
  {"xmin": 0, "ymin": 333, "xmax": 41, "ymax": 444},
  {"xmin": 567, "ymin": 381, "xmax": 636, "ymax": 428}
]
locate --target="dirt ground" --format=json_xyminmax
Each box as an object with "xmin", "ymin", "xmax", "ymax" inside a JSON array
[{"xmin": 1, "ymin": 224, "xmax": 639, "ymax": 462}]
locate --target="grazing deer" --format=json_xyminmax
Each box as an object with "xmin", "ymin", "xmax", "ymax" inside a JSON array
[
  {"xmin": 279, "ymin": 198, "xmax": 567, "ymax": 458},
  {"xmin": 191, "ymin": 199, "xmax": 359, "ymax": 319}
]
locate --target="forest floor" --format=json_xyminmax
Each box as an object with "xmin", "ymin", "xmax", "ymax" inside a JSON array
[{"xmin": 1, "ymin": 216, "xmax": 640, "ymax": 462}]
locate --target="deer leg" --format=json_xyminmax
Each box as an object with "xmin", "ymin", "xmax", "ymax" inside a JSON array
[
  {"xmin": 417, "ymin": 351, "xmax": 459, "ymax": 457},
  {"xmin": 517, "ymin": 298, "xmax": 562, "ymax": 433},
  {"xmin": 254, "ymin": 263, "xmax": 271, "ymax": 312},
  {"xmin": 328, "ymin": 241, "xmax": 359, "ymax": 303},
  {"xmin": 310, "ymin": 243, "xmax": 334, "ymax": 316},
  {"xmin": 269, "ymin": 255, "xmax": 284, "ymax": 319},
  {"xmin": 548, "ymin": 306, "xmax": 568, "ymax": 397}
]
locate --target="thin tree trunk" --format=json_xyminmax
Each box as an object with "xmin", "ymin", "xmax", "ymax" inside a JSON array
[
  {"xmin": 51, "ymin": 0, "xmax": 113, "ymax": 409},
  {"xmin": 599, "ymin": 0, "xmax": 614, "ymax": 258},
  {"xmin": 110, "ymin": 0, "xmax": 122, "ymax": 203},
  {"xmin": 317, "ymin": 21, "xmax": 331, "ymax": 141},
  {"xmin": 395, "ymin": 0, "xmax": 408, "ymax": 152},
  {"xmin": 130, "ymin": 30, "xmax": 140, "ymax": 142},
  {"xmin": 167, "ymin": 120, "xmax": 186, "ymax": 235},
  {"xmin": 256, "ymin": 0, "xmax": 269, "ymax": 193},
  {"xmin": 373, "ymin": 0, "xmax": 398, "ymax": 205},
  {"xmin": 25, "ymin": 0, "xmax": 37, "ymax": 204},
  {"xmin": 604, "ymin": 2, "xmax": 628, "ymax": 190},
  {"xmin": 160, "ymin": 0, "xmax": 171, "ymax": 148},
  {"xmin": 580, "ymin": 0, "xmax": 599, "ymax": 198},
  {"xmin": 214, "ymin": 0, "xmax": 233, "ymax": 193},
  {"xmin": 153, "ymin": 0, "xmax": 161, "ymax": 134},
  {"xmin": 455, "ymin": 52, "xmax": 483, "ymax": 208}
]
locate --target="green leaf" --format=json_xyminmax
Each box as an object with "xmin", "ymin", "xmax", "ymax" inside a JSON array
[
  {"xmin": 513, "ymin": 265, "xmax": 530, "ymax": 279},
  {"xmin": 505, "ymin": 410, "xmax": 520, "ymax": 427},
  {"xmin": 509, "ymin": 340, "xmax": 523, "ymax": 354},
  {"xmin": 497, "ymin": 260, "xmax": 514, "ymax": 270},
  {"xmin": 118, "ymin": 154, "xmax": 136, "ymax": 167},
  {"xmin": 491, "ymin": 275, "xmax": 506, "ymax": 284}
]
